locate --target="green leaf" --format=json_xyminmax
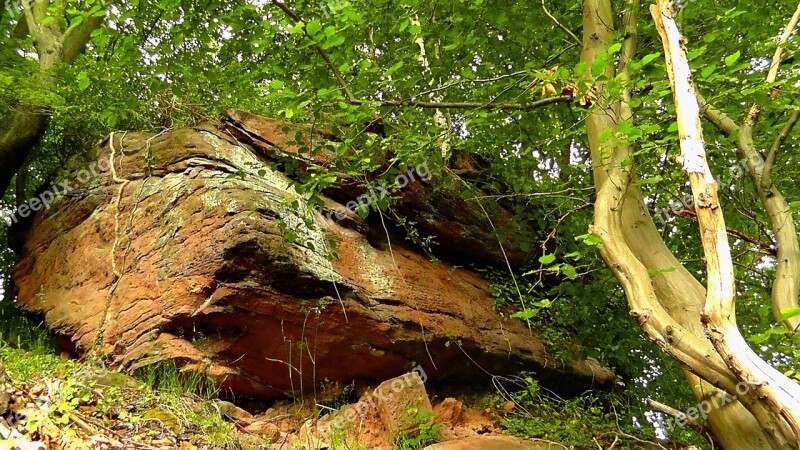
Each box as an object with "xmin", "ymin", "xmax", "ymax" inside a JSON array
[
  {"xmin": 321, "ymin": 34, "xmax": 346, "ymax": 49},
  {"xmin": 700, "ymin": 64, "xmax": 717, "ymax": 78},
  {"xmin": 538, "ymin": 254, "xmax": 556, "ymax": 265},
  {"xmin": 306, "ymin": 20, "xmax": 322, "ymax": 36},
  {"xmin": 640, "ymin": 52, "xmax": 660, "ymax": 66},
  {"xmin": 77, "ymin": 72, "xmax": 90, "ymax": 91},
  {"xmin": 533, "ymin": 299, "xmax": 552, "ymax": 308},
  {"xmin": 561, "ymin": 264, "xmax": 578, "ymax": 279},
  {"xmin": 106, "ymin": 113, "xmax": 118, "ymax": 128},
  {"xmin": 511, "ymin": 309, "xmax": 538, "ymax": 320},
  {"xmin": 724, "ymin": 51, "xmax": 741, "ymax": 66},
  {"xmin": 780, "ymin": 308, "xmax": 800, "ymax": 321},
  {"xmin": 688, "ymin": 45, "xmax": 707, "ymax": 60}
]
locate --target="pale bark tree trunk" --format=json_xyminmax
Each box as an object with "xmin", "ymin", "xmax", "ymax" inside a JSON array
[
  {"xmin": 653, "ymin": 3, "xmax": 800, "ymax": 447},
  {"xmin": 700, "ymin": 3, "xmax": 800, "ymax": 333},
  {"xmin": 0, "ymin": 0, "xmax": 106, "ymax": 198},
  {"xmin": 582, "ymin": 0, "xmax": 800, "ymax": 447}
]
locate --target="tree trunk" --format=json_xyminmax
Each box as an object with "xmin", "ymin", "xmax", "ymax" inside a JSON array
[
  {"xmin": 0, "ymin": 105, "xmax": 48, "ymax": 200},
  {"xmin": 652, "ymin": 3, "xmax": 800, "ymax": 446},
  {"xmin": 581, "ymin": 0, "xmax": 800, "ymax": 447}
]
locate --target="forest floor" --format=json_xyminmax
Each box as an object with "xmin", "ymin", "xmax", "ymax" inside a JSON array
[{"xmin": 0, "ymin": 342, "xmax": 266, "ymax": 449}]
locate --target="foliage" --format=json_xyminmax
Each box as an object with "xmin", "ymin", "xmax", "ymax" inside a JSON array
[
  {"xmin": 391, "ymin": 408, "xmax": 441, "ymax": 450},
  {"xmin": 0, "ymin": 341, "xmax": 242, "ymax": 448},
  {"xmin": 488, "ymin": 375, "xmax": 697, "ymax": 449},
  {"xmin": 0, "ymin": 301, "xmax": 58, "ymax": 355}
]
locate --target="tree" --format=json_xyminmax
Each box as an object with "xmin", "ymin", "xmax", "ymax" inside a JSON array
[
  {"xmin": 582, "ymin": 1, "xmax": 800, "ymax": 447},
  {"xmin": 262, "ymin": 1, "xmax": 800, "ymax": 445},
  {"xmin": 0, "ymin": 0, "xmax": 108, "ymax": 199}
]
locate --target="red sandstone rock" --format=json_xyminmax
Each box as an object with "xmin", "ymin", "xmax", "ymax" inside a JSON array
[
  {"xmin": 11, "ymin": 115, "xmax": 613, "ymax": 402},
  {"xmin": 434, "ymin": 398, "xmax": 465, "ymax": 426}
]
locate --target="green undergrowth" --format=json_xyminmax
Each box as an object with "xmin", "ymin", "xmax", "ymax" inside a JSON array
[
  {"xmin": 486, "ymin": 375, "xmax": 664, "ymax": 450},
  {"xmin": 391, "ymin": 408, "xmax": 441, "ymax": 450},
  {"xmin": 0, "ymin": 304, "xmax": 245, "ymax": 448},
  {"xmin": 136, "ymin": 360, "xmax": 220, "ymax": 400},
  {"xmin": 0, "ymin": 301, "xmax": 70, "ymax": 381}
]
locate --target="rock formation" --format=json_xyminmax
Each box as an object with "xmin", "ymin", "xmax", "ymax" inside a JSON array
[{"xmin": 11, "ymin": 112, "xmax": 612, "ymax": 400}]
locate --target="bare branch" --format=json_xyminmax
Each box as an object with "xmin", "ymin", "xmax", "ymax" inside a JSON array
[
  {"xmin": 647, "ymin": 399, "xmax": 715, "ymax": 440},
  {"xmin": 697, "ymin": 93, "xmax": 739, "ymax": 137},
  {"xmin": 270, "ymin": 0, "xmax": 357, "ymax": 101},
  {"xmin": 61, "ymin": 13, "xmax": 106, "ymax": 64},
  {"xmin": 34, "ymin": 0, "xmax": 50, "ymax": 21},
  {"xmin": 766, "ymin": 3, "xmax": 800, "ymax": 85},
  {"xmin": 410, "ymin": 71, "xmax": 528, "ymax": 100},
  {"xmin": 19, "ymin": 0, "xmax": 38, "ymax": 37},
  {"xmin": 616, "ymin": 0, "xmax": 639, "ymax": 115},
  {"xmin": 345, "ymin": 95, "xmax": 573, "ymax": 111},
  {"xmin": 668, "ymin": 208, "xmax": 777, "ymax": 256}
]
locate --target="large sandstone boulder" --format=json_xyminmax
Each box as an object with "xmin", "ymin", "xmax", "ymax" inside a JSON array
[{"xmin": 11, "ymin": 114, "xmax": 612, "ymax": 399}]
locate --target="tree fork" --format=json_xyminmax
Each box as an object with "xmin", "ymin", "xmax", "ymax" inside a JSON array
[
  {"xmin": 652, "ymin": 1, "xmax": 800, "ymax": 446},
  {"xmin": 581, "ymin": 0, "xmax": 783, "ymax": 447}
]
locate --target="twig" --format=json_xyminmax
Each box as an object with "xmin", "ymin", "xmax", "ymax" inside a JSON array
[
  {"xmin": 335, "ymin": 94, "xmax": 573, "ymax": 111},
  {"xmin": 444, "ymin": 167, "xmax": 532, "ymax": 333},
  {"xmin": 611, "ymin": 404, "xmax": 668, "ymax": 450},
  {"xmin": 667, "ymin": 208, "xmax": 776, "ymax": 256},
  {"xmin": 410, "ymin": 71, "xmax": 528, "ymax": 99},
  {"xmin": 647, "ymin": 399, "xmax": 716, "ymax": 446},
  {"xmin": 541, "ymin": 0, "xmax": 581, "ymax": 46}
]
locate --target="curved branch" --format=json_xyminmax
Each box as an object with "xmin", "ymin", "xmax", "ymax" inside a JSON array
[
  {"xmin": 647, "ymin": 399, "xmax": 715, "ymax": 442},
  {"xmin": 697, "ymin": 92, "xmax": 739, "ymax": 137},
  {"xmin": 62, "ymin": 13, "xmax": 107, "ymax": 64},
  {"xmin": 742, "ymin": 2, "xmax": 800, "ymax": 132},
  {"xmin": 763, "ymin": 110, "xmax": 800, "ymax": 189}
]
